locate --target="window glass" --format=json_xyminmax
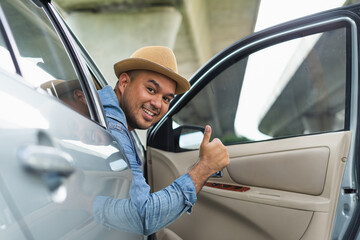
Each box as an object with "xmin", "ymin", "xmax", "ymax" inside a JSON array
[
  {"xmin": 173, "ymin": 27, "xmax": 347, "ymax": 146},
  {"xmin": 1, "ymin": 0, "xmax": 90, "ymax": 118}
]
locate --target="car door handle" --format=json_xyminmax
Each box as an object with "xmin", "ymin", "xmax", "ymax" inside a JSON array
[
  {"xmin": 211, "ymin": 171, "xmax": 223, "ymax": 178},
  {"xmin": 18, "ymin": 145, "xmax": 75, "ymax": 177}
]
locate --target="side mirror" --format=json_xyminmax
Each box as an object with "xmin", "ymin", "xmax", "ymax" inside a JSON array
[{"xmin": 174, "ymin": 125, "xmax": 205, "ymax": 151}]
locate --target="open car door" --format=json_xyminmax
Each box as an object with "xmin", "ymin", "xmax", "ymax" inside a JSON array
[{"xmin": 147, "ymin": 4, "xmax": 360, "ymax": 240}]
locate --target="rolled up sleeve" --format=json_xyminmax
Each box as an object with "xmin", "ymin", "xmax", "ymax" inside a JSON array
[{"xmin": 92, "ymin": 173, "xmax": 197, "ymax": 235}]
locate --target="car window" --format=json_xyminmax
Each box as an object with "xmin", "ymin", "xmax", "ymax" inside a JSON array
[
  {"xmin": 173, "ymin": 26, "xmax": 348, "ymax": 146},
  {"xmin": 0, "ymin": 0, "xmax": 91, "ymax": 119}
]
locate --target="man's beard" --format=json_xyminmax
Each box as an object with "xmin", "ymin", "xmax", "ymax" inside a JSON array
[
  {"xmin": 122, "ymin": 104, "xmax": 156, "ymax": 130},
  {"xmin": 126, "ymin": 113, "xmax": 148, "ymax": 130}
]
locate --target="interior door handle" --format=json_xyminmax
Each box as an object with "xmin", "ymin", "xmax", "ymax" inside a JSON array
[
  {"xmin": 18, "ymin": 145, "xmax": 75, "ymax": 177},
  {"xmin": 211, "ymin": 171, "xmax": 223, "ymax": 178}
]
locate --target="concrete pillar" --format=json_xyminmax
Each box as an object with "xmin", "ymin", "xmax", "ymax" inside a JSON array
[
  {"xmin": 64, "ymin": 7, "xmax": 182, "ymax": 87},
  {"xmin": 183, "ymin": 0, "xmax": 212, "ymax": 65}
]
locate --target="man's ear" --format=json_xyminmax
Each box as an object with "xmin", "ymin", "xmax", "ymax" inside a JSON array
[
  {"xmin": 116, "ymin": 73, "xmax": 131, "ymax": 94},
  {"xmin": 73, "ymin": 89, "xmax": 87, "ymax": 104}
]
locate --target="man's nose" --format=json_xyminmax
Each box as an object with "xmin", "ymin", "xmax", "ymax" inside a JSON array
[{"xmin": 150, "ymin": 95, "xmax": 162, "ymax": 109}]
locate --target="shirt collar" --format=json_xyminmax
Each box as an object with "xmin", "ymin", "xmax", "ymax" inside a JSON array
[{"xmin": 98, "ymin": 85, "xmax": 127, "ymax": 128}]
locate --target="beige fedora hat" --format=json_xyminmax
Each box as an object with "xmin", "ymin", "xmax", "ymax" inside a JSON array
[{"xmin": 114, "ymin": 46, "xmax": 190, "ymax": 94}]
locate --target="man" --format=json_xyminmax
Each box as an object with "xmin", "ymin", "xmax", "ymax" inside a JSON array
[{"xmin": 93, "ymin": 46, "xmax": 230, "ymax": 235}]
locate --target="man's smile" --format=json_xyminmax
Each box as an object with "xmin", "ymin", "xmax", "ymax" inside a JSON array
[
  {"xmin": 142, "ymin": 106, "xmax": 159, "ymax": 120},
  {"xmin": 143, "ymin": 108, "xmax": 154, "ymax": 116}
]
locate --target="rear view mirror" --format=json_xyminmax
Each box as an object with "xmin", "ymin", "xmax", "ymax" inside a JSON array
[{"xmin": 174, "ymin": 125, "xmax": 205, "ymax": 151}]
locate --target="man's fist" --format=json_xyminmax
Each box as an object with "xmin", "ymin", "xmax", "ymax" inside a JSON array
[{"xmin": 199, "ymin": 125, "xmax": 230, "ymax": 173}]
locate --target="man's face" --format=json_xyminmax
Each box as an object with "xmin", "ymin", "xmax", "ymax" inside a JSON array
[{"xmin": 119, "ymin": 70, "xmax": 176, "ymax": 131}]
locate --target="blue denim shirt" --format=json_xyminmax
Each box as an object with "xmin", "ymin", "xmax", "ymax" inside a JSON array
[{"xmin": 93, "ymin": 86, "xmax": 197, "ymax": 235}]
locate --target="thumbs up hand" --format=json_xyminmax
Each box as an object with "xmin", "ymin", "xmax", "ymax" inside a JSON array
[
  {"xmin": 199, "ymin": 125, "xmax": 229, "ymax": 173},
  {"xmin": 188, "ymin": 125, "xmax": 230, "ymax": 193}
]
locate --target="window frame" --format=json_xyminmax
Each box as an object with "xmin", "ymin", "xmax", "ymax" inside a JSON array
[
  {"xmin": 46, "ymin": 2, "xmax": 107, "ymax": 126},
  {"xmin": 174, "ymin": 26, "xmax": 350, "ymax": 144},
  {"xmin": 148, "ymin": 14, "xmax": 357, "ymax": 151}
]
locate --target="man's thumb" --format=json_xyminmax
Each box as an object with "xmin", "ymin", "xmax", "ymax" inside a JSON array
[{"xmin": 201, "ymin": 125, "xmax": 211, "ymax": 145}]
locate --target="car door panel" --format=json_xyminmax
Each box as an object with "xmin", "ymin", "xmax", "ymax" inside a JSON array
[
  {"xmin": 227, "ymin": 131, "xmax": 350, "ymax": 196},
  {"xmin": 148, "ymin": 131, "xmax": 351, "ymax": 240},
  {"xmin": 228, "ymin": 146, "xmax": 330, "ymax": 195}
]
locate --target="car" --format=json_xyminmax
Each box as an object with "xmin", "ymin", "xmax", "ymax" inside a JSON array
[{"xmin": 1, "ymin": 0, "xmax": 360, "ymax": 240}]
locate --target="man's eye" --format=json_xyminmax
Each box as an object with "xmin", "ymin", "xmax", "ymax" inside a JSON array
[
  {"xmin": 163, "ymin": 97, "xmax": 171, "ymax": 103},
  {"xmin": 147, "ymin": 87, "xmax": 155, "ymax": 93}
]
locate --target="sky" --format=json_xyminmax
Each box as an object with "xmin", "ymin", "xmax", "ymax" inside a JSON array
[{"xmin": 255, "ymin": 0, "xmax": 347, "ymax": 31}]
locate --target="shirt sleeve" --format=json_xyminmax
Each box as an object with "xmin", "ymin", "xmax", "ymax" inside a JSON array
[{"xmin": 92, "ymin": 117, "xmax": 197, "ymax": 236}]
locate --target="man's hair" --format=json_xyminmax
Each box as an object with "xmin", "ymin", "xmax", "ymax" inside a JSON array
[
  {"xmin": 127, "ymin": 70, "xmax": 141, "ymax": 80},
  {"xmin": 115, "ymin": 70, "xmax": 143, "ymax": 88}
]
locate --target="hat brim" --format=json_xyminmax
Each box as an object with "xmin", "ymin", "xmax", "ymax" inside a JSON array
[{"xmin": 114, "ymin": 58, "xmax": 190, "ymax": 94}]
